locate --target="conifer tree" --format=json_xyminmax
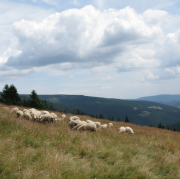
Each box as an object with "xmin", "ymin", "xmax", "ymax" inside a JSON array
[
  {"xmin": 125, "ymin": 115, "xmax": 130, "ymax": 123},
  {"xmin": 99, "ymin": 113, "xmax": 104, "ymax": 119},
  {"xmin": 0, "ymin": 84, "xmax": 21, "ymax": 105},
  {"xmin": 29, "ymin": 90, "xmax": 42, "ymax": 109},
  {"xmin": 117, "ymin": 117, "xmax": 121, "ymax": 121}
]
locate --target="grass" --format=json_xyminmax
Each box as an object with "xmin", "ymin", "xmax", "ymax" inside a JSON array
[{"xmin": 0, "ymin": 103, "xmax": 180, "ymax": 178}]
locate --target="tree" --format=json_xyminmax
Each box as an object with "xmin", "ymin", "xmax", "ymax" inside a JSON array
[
  {"xmin": 173, "ymin": 128, "xmax": 176, "ymax": 131},
  {"xmin": 0, "ymin": 84, "xmax": 21, "ymax": 105},
  {"xmin": 117, "ymin": 117, "xmax": 121, "ymax": 122},
  {"xmin": 29, "ymin": 90, "xmax": 43, "ymax": 109},
  {"xmin": 111, "ymin": 116, "xmax": 114, "ymax": 121},
  {"xmin": 99, "ymin": 113, "xmax": 104, "ymax": 119},
  {"xmin": 76, "ymin": 109, "xmax": 80, "ymax": 115},
  {"xmin": 125, "ymin": 115, "xmax": 130, "ymax": 123}
]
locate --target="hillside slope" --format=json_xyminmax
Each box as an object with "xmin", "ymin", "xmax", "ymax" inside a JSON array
[
  {"xmin": 0, "ymin": 103, "xmax": 180, "ymax": 178},
  {"xmin": 23, "ymin": 94, "xmax": 180, "ymax": 126}
]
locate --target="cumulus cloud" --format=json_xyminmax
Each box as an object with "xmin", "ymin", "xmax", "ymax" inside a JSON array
[{"xmin": 1, "ymin": 5, "xmax": 180, "ymax": 81}]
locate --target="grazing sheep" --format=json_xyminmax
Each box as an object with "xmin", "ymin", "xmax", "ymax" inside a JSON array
[
  {"xmin": 94, "ymin": 122, "xmax": 101, "ymax": 128},
  {"xmin": 2, "ymin": 107, "xmax": 9, "ymax": 111},
  {"xmin": 62, "ymin": 114, "xmax": 66, "ymax": 120},
  {"xmin": 108, "ymin": 123, "xmax": 113, "ymax": 128},
  {"xmin": 69, "ymin": 119, "xmax": 82, "ymax": 129},
  {"xmin": 99, "ymin": 124, "xmax": 108, "ymax": 129},
  {"xmin": 38, "ymin": 114, "xmax": 54, "ymax": 123},
  {"xmin": 119, "ymin": 126, "xmax": 134, "ymax": 135},
  {"xmin": 86, "ymin": 119, "xmax": 94, "ymax": 123},
  {"xmin": 119, "ymin": 127, "xmax": 126, "ymax": 133},
  {"xmin": 23, "ymin": 109, "xmax": 30, "ymax": 113},
  {"xmin": 77, "ymin": 123, "xmax": 97, "ymax": 132},
  {"xmin": 125, "ymin": 127, "xmax": 134, "ymax": 135},
  {"xmin": 16, "ymin": 110, "xmax": 24, "ymax": 118},
  {"xmin": 69, "ymin": 116, "xmax": 80, "ymax": 122},
  {"xmin": 72, "ymin": 121, "xmax": 87, "ymax": 130},
  {"xmin": 41, "ymin": 111, "xmax": 49, "ymax": 115},
  {"xmin": 54, "ymin": 118, "xmax": 64, "ymax": 122},
  {"xmin": 23, "ymin": 112, "xmax": 33, "ymax": 120},
  {"xmin": 30, "ymin": 110, "xmax": 41, "ymax": 121},
  {"xmin": 51, "ymin": 113, "xmax": 58, "ymax": 119},
  {"xmin": 10, "ymin": 107, "xmax": 19, "ymax": 113}
]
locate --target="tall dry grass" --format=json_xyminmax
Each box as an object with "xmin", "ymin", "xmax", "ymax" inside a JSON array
[{"xmin": 0, "ymin": 103, "xmax": 180, "ymax": 179}]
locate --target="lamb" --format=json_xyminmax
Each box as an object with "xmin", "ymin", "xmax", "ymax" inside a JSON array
[
  {"xmin": 99, "ymin": 124, "xmax": 108, "ymax": 129},
  {"xmin": 16, "ymin": 110, "xmax": 24, "ymax": 118},
  {"xmin": 10, "ymin": 107, "xmax": 19, "ymax": 113},
  {"xmin": 62, "ymin": 114, "xmax": 66, "ymax": 120},
  {"xmin": 108, "ymin": 123, "xmax": 113, "ymax": 128},
  {"xmin": 38, "ymin": 114, "xmax": 55, "ymax": 123},
  {"xmin": 77, "ymin": 123, "xmax": 97, "ymax": 132},
  {"xmin": 119, "ymin": 126, "xmax": 134, "ymax": 135},
  {"xmin": 23, "ymin": 111, "xmax": 33, "ymax": 120}
]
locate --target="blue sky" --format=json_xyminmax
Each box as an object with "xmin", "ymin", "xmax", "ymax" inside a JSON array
[{"xmin": 0, "ymin": 0, "xmax": 180, "ymax": 99}]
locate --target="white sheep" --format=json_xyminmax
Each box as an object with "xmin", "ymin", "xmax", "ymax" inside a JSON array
[
  {"xmin": 10, "ymin": 107, "xmax": 19, "ymax": 113},
  {"xmin": 94, "ymin": 122, "xmax": 101, "ymax": 128},
  {"xmin": 69, "ymin": 116, "xmax": 80, "ymax": 122},
  {"xmin": 72, "ymin": 121, "xmax": 87, "ymax": 130},
  {"xmin": 23, "ymin": 112, "xmax": 33, "ymax": 120},
  {"xmin": 30, "ymin": 110, "xmax": 41, "ymax": 121},
  {"xmin": 99, "ymin": 124, "xmax": 108, "ymax": 129},
  {"xmin": 108, "ymin": 123, "xmax": 113, "ymax": 128},
  {"xmin": 119, "ymin": 126, "xmax": 134, "ymax": 135},
  {"xmin": 125, "ymin": 127, "xmax": 134, "ymax": 135},
  {"xmin": 77, "ymin": 123, "xmax": 97, "ymax": 132},
  {"xmin": 119, "ymin": 126, "xmax": 126, "ymax": 133},
  {"xmin": 62, "ymin": 114, "xmax": 66, "ymax": 120},
  {"xmin": 69, "ymin": 119, "xmax": 82, "ymax": 129},
  {"xmin": 86, "ymin": 119, "xmax": 94, "ymax": 123},
  {"xmin": 38, "ymin": 114, "xmax": 54, "ymax": 123},
  {"xmin": 16, "ymin": 110, "xmax": 24, "ymax": 118},
  {"xmin": 41, "ymin": 111, "xmax": 49, "ymax": 115},
  {"xmin": 51, "ymin": 113, "xmax": 58, "ymax": 119}
]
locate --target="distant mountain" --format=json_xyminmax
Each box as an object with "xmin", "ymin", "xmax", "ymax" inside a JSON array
[
  {"xmin": 137, "ymin": 94, "xmax": 180, "ymax": 107},
  {"xmin": 20, "ymin": 94, "xmax": 180, "ymax": 127}
]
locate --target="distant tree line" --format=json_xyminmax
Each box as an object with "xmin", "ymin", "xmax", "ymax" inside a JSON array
[
  {"xmin": 150, "ymin": 123, "xmax": 176, "ymax": 131},
  {"xmin": 0, "ymin": 84, "xmax": 48, "ymax": 110}
]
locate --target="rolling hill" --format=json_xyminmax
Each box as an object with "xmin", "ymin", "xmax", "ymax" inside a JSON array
[{"xmin": 19, "ymin": 94, "xmax": 180, "ymax": 127}]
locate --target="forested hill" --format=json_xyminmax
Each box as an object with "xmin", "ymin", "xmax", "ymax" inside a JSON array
[{"xmin": 20, "ymin": 94, "xmax": 180, "ymax": 127}]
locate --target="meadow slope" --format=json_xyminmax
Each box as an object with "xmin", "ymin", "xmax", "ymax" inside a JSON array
[{"xmin": 0, "ymin": 103, "xmax": 180, "ymax": 179}]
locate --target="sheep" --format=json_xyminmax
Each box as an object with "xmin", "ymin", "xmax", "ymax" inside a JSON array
[
  {"xmin": 10, "ymin": 107, "xmax": 19, "ymax": 113},
  {"xmin": 69, "ymin": 116, "xmax": 80, "ymax": 122},
  {"xmin": 108, "ymin": 123, "xmax": 113, "ymax": 128},
  {"xmin": 125, "ymin": 127, "xmax": 134, "ymax": 135},
  {"xmin": 62, "ymin": 114, "xmax": 66, "ymax": 120},
  {"xmin": 69, "ymin": 119, "xmax": 82, "ymax": 129},
  {"xmin": 94, "ymin": 122, "xmax": 101, "ymax": 128},
  {"xmin": 99, "ymin": 124, "xmax": 108, "ymax": 129},
  {"xmin": 119, "ymin": 127, "xmax": 126, "ymax": 133},
  {"xmin": 23, "ymin": 112, "xmax": 33, "ymax": 120},
  {"xmin": 41, "ymin": 111, "xmax": 49, "ymax": 115},
  {"xmin": 119, "ymin": 126, "xmax": 134, "ymax": 135},
  {"xmin": 72, "ymin": 121, "xmax": 87, "ymax": 130},
  {"xmin": 86, "ymin": 119, "xmax": 94, "ymax": 123},
  {"xmin": 2, "ymin": 107, "xmax": 9, "ymax": 111},
  {"xmin": 77, "ymin": 123, "xmax": 97, "ymax": 132},
  {"xmin": 38, "ymin": 114, "xmax": 55, "ymax": 123},
  {"xmin": 16, "ymin": 110, "xmax": 24, "ymax": 118},
  {"xmin": 23, "ymin": 109, "xmax": 30, "ymax": 113},
  {"xmin": 51, "ymin": 113, "xmax": 58, "ymax": 119},
  {"xmin": 30, "ymin": 110, "xmax": 41, "ymax": 121}
]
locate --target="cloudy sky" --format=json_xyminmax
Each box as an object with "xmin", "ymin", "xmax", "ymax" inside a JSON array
[{"xmin": 0, "ymin": 0, "xmax": 180, "ymax": 99}]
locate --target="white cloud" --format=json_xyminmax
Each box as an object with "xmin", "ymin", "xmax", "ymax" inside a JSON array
[
  {"xmin": 1, "ymin": 5, "xmax": 180, "ymax": 83},
  {"xmin": 101, "ymin": 86, "xmax": 111, "ymax": 89}
]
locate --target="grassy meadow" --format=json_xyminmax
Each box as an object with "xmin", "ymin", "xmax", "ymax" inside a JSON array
[{"xmin": 0, "ymin": 103, "xmax": 180, "ymax": 179}]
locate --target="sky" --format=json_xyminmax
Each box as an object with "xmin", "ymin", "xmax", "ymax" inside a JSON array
[{"xmin": 0, "ymin": 0, "xmax": 180, "ymax": 99}]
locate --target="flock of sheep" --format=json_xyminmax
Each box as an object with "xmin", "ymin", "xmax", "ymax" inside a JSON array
[{"xmin": 2, "ymin": 106, "xmax": 135, "ymax": 134}]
